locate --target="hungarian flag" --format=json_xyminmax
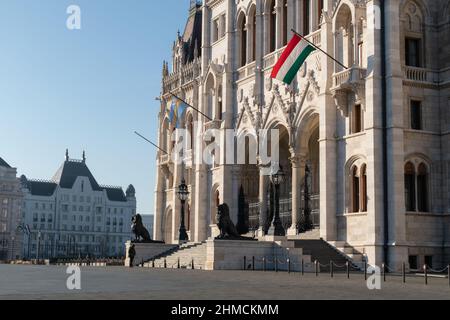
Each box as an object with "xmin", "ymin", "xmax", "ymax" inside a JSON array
[{"xmin": 271, "ymin": 34, "xmax": 316, "ymax": 85}]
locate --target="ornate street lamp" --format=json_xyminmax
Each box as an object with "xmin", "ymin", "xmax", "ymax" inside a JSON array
[
  {"xmin": 269, "ymin": 164, "xmax": 286, "ymax": 236},
  {"xmin": 177, "ymin": 179, "xmax": 190, "ymax": 242}
]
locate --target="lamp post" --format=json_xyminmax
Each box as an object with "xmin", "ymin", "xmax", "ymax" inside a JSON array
[
  {"xmin": 36, "ymin": 231, "xmax": 41, "ymax": 261},
  {"xmin": 177, "ymin": 179, "xmax": 189, "ymax": 243},
  {"xmin": 10, "ymin": 236, "xmax": 15, "ymax": 261},
  {"xmin": 268, "ymin": 165, "xmax": 286, "ymax": 237}
]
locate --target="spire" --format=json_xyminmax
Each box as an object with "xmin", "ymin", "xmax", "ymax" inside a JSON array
[
  {"xmin": 65, "ymin": 149, "xmax": 69, "ymax": 161},
  {"xmin": 82, "ymin": 150, "xmax": 86, "ymax": 163}
]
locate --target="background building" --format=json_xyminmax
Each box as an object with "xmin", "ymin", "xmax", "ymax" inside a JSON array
[
  {"xmin": 141, "ymin": 214, "xmax": 154, "ymax": 239},
  {"xmin": 0, "ymin": 157, "xmax": 24, "ymax": 261},
  {"xmin": 21, "ymin": 150, "xmax": 136, "ymax": 259},
  {"xmin": 154, "ymin": 0, "xmax": 450, "ymax": 269}
]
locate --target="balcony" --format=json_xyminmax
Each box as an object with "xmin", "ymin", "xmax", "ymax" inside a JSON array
[
  {"xmin": 236, "ymin": 61, "xmax": 256, "ymax": 81},
  {"xmin": 331, "ymin": 66, "xmax": 367, "ymax": 117},
  {"xmin": 402, "ymin": 66, "xmax": 440, "ymax": 87},
  {"xmin": 332, "ymin": 66, "xmax": 367, "ymax": 89}
]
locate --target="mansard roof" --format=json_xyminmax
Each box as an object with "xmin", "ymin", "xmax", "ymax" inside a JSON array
[
  {"xmin": 23, "ymin": 158, "xmax": 128, "ymax": 202},
  {"xmin": 52, "ymin": 159, "xmax": 102, "ymax": 191},
  {"xmin": 0, "ymin": 157, "xmax": 11, "ymax": 168}
]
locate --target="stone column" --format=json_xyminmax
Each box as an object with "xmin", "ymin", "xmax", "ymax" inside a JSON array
[
  {"xmin": 275, "ymin": 0, "xmax": 283, "ymax": 49},
  {"xmin": 153, "ymin": 166, "xmax": 165, "ymax": 241},
  {"xmin": 257, "ymin": 168, "xmax": 269, "ymax": 238},
  {"xmin": 288, "ymin": 154, "xmax": 305, "ymax": 236}
]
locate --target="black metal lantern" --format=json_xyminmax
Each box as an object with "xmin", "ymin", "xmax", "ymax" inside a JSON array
[
  {"xmin": 269, "ymin": 164, "xmax": 286, "ymax": 237},
  {"xmin": 177, "ymin": 179, "xmax": 189, "ymax": 242}
]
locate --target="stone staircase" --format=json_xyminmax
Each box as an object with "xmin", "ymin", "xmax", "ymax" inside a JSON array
[
  {"xmin": 293, "ymin": 239, "xmax": 363, "ymax": 271},
  {"xmin": 144, "ymin": 242, "xmax": 208, "ymax": 270}
]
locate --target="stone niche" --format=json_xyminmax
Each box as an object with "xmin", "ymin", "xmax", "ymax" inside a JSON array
[
  {"xmin": 205, "ymin": 240, "xmax": 313, "ymax": 272},
  {"xmin": 125, "ymin": 241, "xmax": 178, "ymax": 267}
]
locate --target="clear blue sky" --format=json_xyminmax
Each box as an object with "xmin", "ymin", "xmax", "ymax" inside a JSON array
[{"xmin": 0, "ymin": 0, "xmax": 189, "ymax": 215}]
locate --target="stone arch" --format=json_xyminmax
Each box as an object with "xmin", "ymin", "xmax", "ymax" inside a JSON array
[
  {"xmin": 294, "ymin": 107, "xmax": 320, "ymax": 155},
  {"xmin": 333, "ymin": 1, "xmax": 355, "ymax": 71},
  {"xmin": 162, "ymin": 206, "xmax": 173, "ymax": 244},
  {"xmin": 247, "ymin": 3, "xmax": 257, "ymax": 62},
  {"xmin": 204, "ymin": 72, "xmax": 216, "ymax": 119},
  {"xmin": 236, "ymin": 10, "xmax": 247, "ymax": 67},
  {"xmin": 344, "ymin": 155, "xmax": 368, "ymax": 214}
]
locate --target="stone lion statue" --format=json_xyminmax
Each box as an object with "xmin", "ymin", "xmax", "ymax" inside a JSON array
[
  {"xmin": 216, "ymin": 204, "xmax": 255, "ymax": 241},
  {"xmin": 131, "ymin": 214, "xmax": 152, "ymax": 243}
]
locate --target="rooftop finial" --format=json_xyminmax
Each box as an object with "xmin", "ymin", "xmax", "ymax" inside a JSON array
[
  {"xmin": 82, "ymin": 150, "xmax": 86, "ymax": 163},
  {"xmin": 65, "ymin": 149, "xmax": 69, "ymax": 161}
]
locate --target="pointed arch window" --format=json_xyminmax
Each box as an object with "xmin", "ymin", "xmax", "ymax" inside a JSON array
[
  {"xmin": 361, "ymin": 165, "xmax": 368, "ymax": 212},
  {"xmin": 404, "ymin": 162, "xmax": 416, "ymax": 212},
  {"xmin": 282, "ymin": 0, "xmax": 288, "ymax": 46},
  {"xmin": 238, "ymin": 13, "xmax": 247, "ymax": 67},
  {"xmin": 269, "ymin": 0, "xmax": 276, "ymax": 53},
  {"xmin": 303, "ymin": 0, "xmax": 310, "ymax": 35},
  {"xmin": 351, "ymin": 167, "xmax": 360, "ymax": 213},
  {"xmin": 417, "ymin": 163, "xmax": 429, "ymax": 212},
  {"xmin": 249, "ymin": 7, "xmax": 256, "ymax": 62}
]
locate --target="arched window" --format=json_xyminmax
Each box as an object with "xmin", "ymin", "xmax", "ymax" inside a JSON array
[
  {"xmin": 282, "ymin": 0, "xmax": 288, "ymax": 46},
  {"xmin": 269, "ymin": 0, "xmax": 276, "ymax": 53},
  {"xmin": 303, "ymin": 0, "xmax": 310, "ymax": 35},
  {"xmin": 249, "ymin": 6, "xmax": 256, "ymax": 62},
  {"xmin": 402, "ymin": 1, "xmax": 425, "ymax": 67},
  {"xmin": 238, "ymin": 13, "xmax": 247, "ymax": 67},
  {"xmin": 404, "ymin": 162, "xmax": 416, "ymax": 211},
  {"xmin": 417, "ymin": 163, "xmax": 429, "ymax": 212},
  {"xmin": 361, "ymin": 165, "xmax": 368, "ymax": 212},
  {"xmin": 334, "ymin": 4, "xmax": 354, "ymax": 72},
  {"xmin": 351, "ymin": 167, "xmax": 360, "ymax": 213}
]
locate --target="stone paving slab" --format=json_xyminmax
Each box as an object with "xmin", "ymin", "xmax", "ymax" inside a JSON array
[{"xmin": 0, "ymin": 265, "xmax": 449, "ymax": 300}]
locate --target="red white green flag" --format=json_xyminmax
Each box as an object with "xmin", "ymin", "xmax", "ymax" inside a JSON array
[{"xmin": 271, "ymin": 34, "xmax": 316, "ymax": 85}]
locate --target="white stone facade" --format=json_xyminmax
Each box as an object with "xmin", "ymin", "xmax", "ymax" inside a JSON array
[
  {"xmin": 21, "ymin": 151, "xmax": 136, "ymax": 259},
  {"xmin": 0, "ymin": 158, "xmax": 24, "ymax": 260},
  {"xmin": 154, "ymin": 0, "xmax": 450, "ymax": 269}
]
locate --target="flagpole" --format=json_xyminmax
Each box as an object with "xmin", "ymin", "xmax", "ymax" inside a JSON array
[
  {"xmin": 134, "ymin": 131, "xmax": 168, "ymax": 155},
  {"xmin": 290, "ymin": 28, "xmax": 349, "ymax": 70},
  {"xmin": 169, "ymin": 91, "xmax": 213, "ymax": 122}
]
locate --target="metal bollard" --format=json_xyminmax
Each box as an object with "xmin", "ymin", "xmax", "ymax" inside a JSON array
[
  {"xmin": 192, "ymin": 258, "xmax": 195, "ymax": 270},
  {"xmin": 263, "ymin": 257, "xmax": 266, "ymax": 272},
  {"xmin": 243, "ymin": 256, "xmax": 247, "ymax": 271},
  {"xmin": 382, "ymin": 263, "xmax": 386, "ymax": 282},
  {"xmin": 424, "ymin": 265, "xmax": 428, "ymax": 286},
  {"xmin": 275, "ymin": 258, "xmax": 278, "ymax": 273},
  {"xmin": 252, "ymin": 257, "xmax": 255, "ymax": 271},
  {"xmin": 346, "ymin": 261, "xmax": 350, "ymax": 279},
  {"xmin": 364, "ymin": 261, "xmax": 367, "ymax": 281},
  {"xmin": 402, "ymin": 262, "xmax": 406, "ymax": 284},
  {"xmin": 301, "ymin": 260, "xmax": 304, "ymax": 276},
  {"xmin": 152, "ymin": 260, "xmax": 155, "ymax": 268},
  {"xmin": 288, "ymin": 259, "xmax": 291, "ymax": 274},
  {"xmin": 330, "ymin": 261, "xmax": 334, "ymax": 278},
  {"xmin": 315, "ymin": 260, "xmax": 318, "ymax": 277},
  {"xmin": 164, "ymin": 258, "xmax": 167, "ymax": 269},
  {"xmin": 177, "ymin": 258, "xmax": 180, "ymax": 269}
]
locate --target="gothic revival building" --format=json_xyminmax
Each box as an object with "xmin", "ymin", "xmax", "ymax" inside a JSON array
[
  {"xmin": 21, "ymin": 151, "xmax": 136, "ymax": 259},
  {"xmin": 154, "ymin": 0, "xmax": 450, "ymax": 269}
]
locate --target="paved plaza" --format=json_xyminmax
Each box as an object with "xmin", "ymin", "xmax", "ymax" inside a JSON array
[{"xmin": 0, "ymin": 265, "xmax": 449, "ymax": 300}]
